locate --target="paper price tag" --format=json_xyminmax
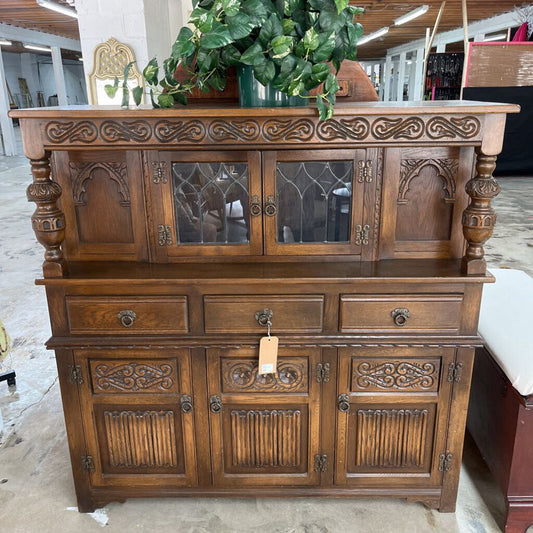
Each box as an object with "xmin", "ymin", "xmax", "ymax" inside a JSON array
[{"xmin": 258, "ymin": 336, "xmax": 279, "ymax": 375}]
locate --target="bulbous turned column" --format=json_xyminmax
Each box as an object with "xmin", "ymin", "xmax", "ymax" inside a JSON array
[
  {"xmin": 461, "ymin": 147, "xmax": 500, "ymax": 275},
  {"xmin": 26, "ymin": 154, "xmax": 67, "ymax": 277}
]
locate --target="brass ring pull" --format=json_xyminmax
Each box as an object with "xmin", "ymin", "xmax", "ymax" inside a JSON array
[
  {"xmin": 210, "ymin": 395, "xmax": 222, "ymax": 413},
  {"xmin": 264, "ymin": 195, "xmax": 277, "ymax": 217},
  {"xmin": 180, "ymin": 394, "xmax": 193, "ymax": 413},
  {"xmin": 255, "ymin": 308, "xmax": 273, "ymax": 328},
  {"xmin": 338, "ymin": 393, "xmax": 350, "ymax": 413},
  {"xmin": 117, "ymin": 310, "xmax": 136, "ymax": 328},
  {"xmin": 250, "ymin": 195, "xmax": 262, "ymax": 217},
  {"xmin": 391, "ymin": 308, "xmax": 410, "ymax": 327}
]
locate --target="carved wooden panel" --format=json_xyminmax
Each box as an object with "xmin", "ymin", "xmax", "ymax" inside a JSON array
[
  {"xmin": 102, "ymin": 410, "xmax": 179, "ymax": 470},
  {"xmin": 221, "ymin": 358, "xmax": 308, "ymax": 394},
  {"xmin": 228, "ymin": 409, "xmax": 303, "ymax": 469},
  {"xmin": 90, "ymin": 359, "xmax": 179, "ymax": 394},
  {"xmin": 351, "ymin": 358, "xmax": 440, "ymax": 393},
  {"xmin": 354, "ymin": 408, "xmax": 430, "ymax": 469}
]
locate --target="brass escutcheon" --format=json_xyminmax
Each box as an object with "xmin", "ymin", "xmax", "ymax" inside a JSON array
[{"xmin": 117, "ymin": 310, "xmax": 136, "ymax": 328}]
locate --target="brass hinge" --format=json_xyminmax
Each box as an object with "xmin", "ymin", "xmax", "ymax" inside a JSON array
[
  {"xmin": 447, "ymin": 362, "xmax": 464, "ymax": 383},
  {"xmin": 81, "ymin": 455, "xmax": 95, "ymax": 473},
  {"xmin": 152, "ymin": 161, "xmax": 168, "ymax": 184},
  {"xmin": 355, "ymin": 224, "xmax": 370, "ymax": 246},
  {"xmin": 314, "ymin": 454, "xmax": 328, "ymax": 473},
  {"xmin": 316, "ymin": 362, "xmax": 330, "ymax": 383},
  {"xmin": 438, "ymin": 452, "xmax": 453, "ymax": 472},
  {"xmin": 357, "ymin": 160, "xmax": 373, "ymax": 183},
  {"xmin": 69, "ymin": 365, "xmax": 84, "ymax": 385},
  {"xmin": 157, "ymin": 224, "xmax": 172, "ymax": 246}
]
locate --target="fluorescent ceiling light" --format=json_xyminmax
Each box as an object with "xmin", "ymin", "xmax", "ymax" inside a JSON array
[
  {"xmin": 36, "ymin": 0, "xmax": 78, "ymax": 19},
  {"xmin": 0, "ymin": 39, "xmax": 13, "ymax": 46},
  {"xmin": 484, "ymin": 33, "xmax": 507, "ymax": 42},
  {"xmin": 23, "ymin": 44, "xmax": 52, "ymax": 52},
  {"xmin": 358, "ymin": 27, "xmax": 389, "ymax": 46},
  {"xmin": 394, "ymin": 5, "xmax": 429, "ymax": 26}
]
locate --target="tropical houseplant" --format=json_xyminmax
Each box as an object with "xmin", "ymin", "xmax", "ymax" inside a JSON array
[{"xmin": 142, "ymin": 0, "xmax": 364, "ymax": 120}]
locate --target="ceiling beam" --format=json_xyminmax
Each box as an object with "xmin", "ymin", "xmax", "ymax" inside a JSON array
[{"xmin": 0, "ymin": 22, "xmax": 80, "ymax": 51}]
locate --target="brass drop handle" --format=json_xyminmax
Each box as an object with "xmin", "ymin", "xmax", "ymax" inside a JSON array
[
  {"xmin": 338, "ymin": 393, "xmax": 350, "ymax": 413},
  {"xmin": 180, "ymin": 394, "xmax": 193, "ymax": 413},
  {"xmin": 250, "ymin": 195, "xmax": 262, "ymax": 217},
  {"xmin": 117, "ymin": 310, "xmax": 136, "ymax": 328},
  {"xmin": 210, "ymin": 395, "xmax": 222, "ymax": 413},
  {"xmin": 391, "ymin": 308, "xmax": 410, "ymax": 327},
  {"xmin": 264, "ymin": 195, "xmax": 277, "ymax": 217},
  {"xmin": 255, "ymin": 308, "xmax": 273, "ymax": 328}
]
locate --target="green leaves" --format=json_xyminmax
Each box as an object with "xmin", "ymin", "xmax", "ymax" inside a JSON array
[
  {"xmin": 334, "ymin": 0, "xmax": 349, "ymax": 14},
  {"xmin": 253, "ymin": 59, "xmax": 276, "ymax": 85},
  {"xmin": 157, "ymin": 93, "xmax": 175, "ymax": 108},
  {"xmin": 189, "ymin": 7, "xmax": 214, "ymax": 33},
  {"xmin": 259, "ymin": 13, "xmax": 283, "ymax": 46},
  {"xmin": 132, "ymin": 86, "xmax": 144, "ymax": 106},
  {"xmin": 240, "ymin": 42, "xmax": 264, "ymax": 65},
  {"xmin": 227, "ymin": 13, "xmax": 254, "ymax": 40},
  {"xmin": 222, "ymin": 0, "xmax": 240, "ymax": 17},
  {"xmin": 104, "ymin": 76, "xmax": 119, "ymax": 99},
  {"xmin": 172, "ymin": 27, "xmax": 195, "ymax": 58},
  {"xmin": 303, "ymin": 28, "xmax": 320, "ymax": 51},
  {"xmin": 200, "ymin": 22, "xmax": 233, "ymax": 49},
  {"xmin": 271, "ymin": 35, "xmax": 293, "ymax": 59},
  {"xmin": 143, "ymin": 58, "xmax": 159, "ymax": 85}
]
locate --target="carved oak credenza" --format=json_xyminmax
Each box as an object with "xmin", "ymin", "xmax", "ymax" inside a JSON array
[{"xmin": 11, "ymin": 101, "xmax": 519, "ymax": 512}]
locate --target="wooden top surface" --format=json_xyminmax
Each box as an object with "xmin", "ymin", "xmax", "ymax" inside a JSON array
[{"xmin": 10, "ymin": 100, "xmax": 520, "ymax": 119}]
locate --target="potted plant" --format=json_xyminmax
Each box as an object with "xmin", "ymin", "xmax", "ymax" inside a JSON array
[{"xmin": 142, "ymin": 0, "xmax": 364, "ymax": 120}]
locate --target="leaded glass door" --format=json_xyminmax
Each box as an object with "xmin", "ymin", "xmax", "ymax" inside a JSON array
[
  {"xmin": 263, "ymin": 150, "xmax": 366, "ymax": 256},
  {"xmin": 150, "ymin": 151, "xmax": 262, "ymax": 258}
]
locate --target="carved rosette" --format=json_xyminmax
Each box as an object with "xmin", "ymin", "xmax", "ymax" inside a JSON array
[
  {"xmin": 26, "ymin": 156, "xmax": 66, "ymax": 276},
  {"xmin": 100, "ymin": 120, "xmax": 152, "ymax": 142},
  {"xmin": 462, "ymin": 150, "xmax": 500, "ymax": 274},
  {"xmin": 354, "ymin": 360, "xmax": 438, "ymax": 390},
  {"xmin": 93, "ymin": 362, "xmax": 174, "ymax": 392}
]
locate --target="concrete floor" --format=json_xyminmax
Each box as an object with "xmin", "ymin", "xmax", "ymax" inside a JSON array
[{"xmin": 0, "ymin": 133, "xmax": 532, "ymax": 532}]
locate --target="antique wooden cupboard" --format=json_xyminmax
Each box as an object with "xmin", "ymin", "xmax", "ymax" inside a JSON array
[{"xmin": 11, "ymin": 101, "xmax": 518, "ymax": 513}]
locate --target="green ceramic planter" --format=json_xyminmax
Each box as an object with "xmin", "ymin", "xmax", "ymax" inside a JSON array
[{"xmin": 237, "ymin": 66, "xmax": 308, "ymax": 108}]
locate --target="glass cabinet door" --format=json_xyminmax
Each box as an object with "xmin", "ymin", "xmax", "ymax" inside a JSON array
[
  {"xmin": 149, "ymin": 151, "xmax": 262, "ymax": 258},
  {"xmin": 263, "ymin": 150, "xmax": 366, "ymax": 256}
]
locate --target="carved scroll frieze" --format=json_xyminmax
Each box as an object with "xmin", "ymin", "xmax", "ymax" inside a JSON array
[
  {"xmin": 208, "ymin": 120, "xmax": 260, "ymax": 142},
  {"xmin": 45, "ymin": 121, "xmax": 98, "ymax": 143},
  {"xmin": 70, "ymin": 162, "xmax": 130, "ymax": 206},
  {"xmin": 352, "ymin": 358, "xmax": 440, "ymax": 392},
  {"xmin": 230, "ymin": 409, "xmax": 302, "ymax": 468},
  {"xmin": 100, "ymin": 120, "xmax": 152, "ymax": 142},
  {"xmin": 355, "ymin": 408, "xmax": 429, "ymax": 468},
  {"xmin": 154, "ymin": 120, "xmax": 206, "ymax": 143},
  {"xmin": 316, "ymin": 118, "xmax": 370, "ymax": 141},
  {"xmin": 262, "ymin": 119, "xmax": 315, "ymax": 142},
  {"xmin": 398, "ymin": 158, "xmax": 458, "ymax": 204},
  {"xmin": 91, "ymin": 360, "xmax": 177, "ymax": 393},
  {"xmin": 371, "ymin": 117, "xmax": 425, "ymax": 140},
  {"xmin": 221, "ymin": 358, "xmax": 307, "ymax": 393},
  {"xmin": 103, "ymin": 410, "xmax": 178, "ymax": 468},
  {"xmin": 427, "ymin": 116, "xmax": 481, "ymax": 139}
]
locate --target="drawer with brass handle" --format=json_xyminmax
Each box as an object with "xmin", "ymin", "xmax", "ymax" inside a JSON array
[{"xmin": 66, "ymin": 296, "xmax": 189, "ymax": 335}]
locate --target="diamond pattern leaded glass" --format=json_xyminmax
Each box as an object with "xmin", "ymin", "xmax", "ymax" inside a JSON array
[
  {"xmin": 276, "ymin": 161, "xmax": 354, "ymax": 244},
  {"xmin": 172, "ymin": 162, "xmax": 250, "ymax": 244}
]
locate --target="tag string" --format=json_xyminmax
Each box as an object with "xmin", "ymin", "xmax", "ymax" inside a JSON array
[{"xmin": 267, "ymin": 320, "xmax": 271, "ymax": 339}]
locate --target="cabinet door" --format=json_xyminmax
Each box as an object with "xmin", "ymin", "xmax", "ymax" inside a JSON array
[
  {"xmin": 74, "ymin": 349, "xmax": 198, "ymax": 488},
  {"xmin": 207, "ymin": 347, "xmax": 321, "ymax": 486},
  {"xmin": 335, "ymin": 346, "xmax": 454, "ymax": 488},
  {"xmin": 148, "ymin": 151, "xmax": 262, "ymax": 259},
  {"xmin": 263, "ymin": 150, "xmax": 367, "ymax": 256}
]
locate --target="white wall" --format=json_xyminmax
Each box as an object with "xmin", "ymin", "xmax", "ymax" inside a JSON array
[{"xmin": 2, "ymin": 51, "xmax": 87, "ymax": 107}]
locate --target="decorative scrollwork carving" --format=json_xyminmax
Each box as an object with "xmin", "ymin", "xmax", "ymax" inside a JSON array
[
  {"xmin": 45, "ymin": 121, "xmax": 98, "ymax": 143},
  {"xmin": 100, "ymin": 120, "xmax": 152, "ymax": 142},
  {"xmin": 262, "ymin": 119, "xmax": 315, "ymax": 142},
  {"xmin": 93, "ymin": 362, "xmax": 174, "ymax": 392},
  {"xmin": 371, "ymin": 117, "xmax": 424, "ymax": 140},
  {"xmin": 208, "ymin": 120, "xmax": 260, "ymax": 141},
  {"xmin": 465, "ymin": 177, "xmax": 500, "ymax": 198},
  {"xmin": 398, "ymin": 158, "xmax": 458, "ymax": 204},
  {"xmin": 26, "ymin": 181, "xmax": 62, "ymax": 203},
  {"xmin": 355, "ymin": 360, "xmax": 438, "ymax": 390},
  {"xmin": 427, "ymin": 116, "xmax": 481, "ymax": 139},
  {"xmin": 154, "ymin": 120, "xmax": 206, "ymax": 143},
  {"xmin": 222, "ymin": 358, "xmax": 307, "ymax": 393},
  {"xmin": 70, "ymin": 162, "xmax": 130, "ymax": 206},
  {"xmin": 316, "ymin": 118, "xmax": 370, "ymax": 141}
]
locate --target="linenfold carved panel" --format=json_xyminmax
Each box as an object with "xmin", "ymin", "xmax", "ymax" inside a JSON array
[
  {"xmin": 91, "ymin": 359, "xmax": 178, "ymax": 393},
  {"xmin": 230, "ymin": 409, "xmax": 302, "ymax": 468},
  {"xmin": 355, "ymin": 408, "xmax": 430, "ymax": 468},
  {"xmin": 221, "ymin": 358, "xmax": 308, "ymax": 393},
  {"xmin": 351, "ymin": 358, "xmax": 440, "ymax": 392},
  {"xmin": 103, "ymin": 410, "xmax": 178, "ymax": 468}
]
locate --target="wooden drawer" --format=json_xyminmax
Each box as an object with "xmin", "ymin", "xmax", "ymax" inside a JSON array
[
  {"xmin": 67, "ymin": 296, "xmax": 189, "ymax": 334},
  {"xmin": 339, "ymin": 294, "xmax": 462, "ymax": 333},
  {"xmin": 204, "ymin": 295, "xmax": 324, "ymax": 333}
]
